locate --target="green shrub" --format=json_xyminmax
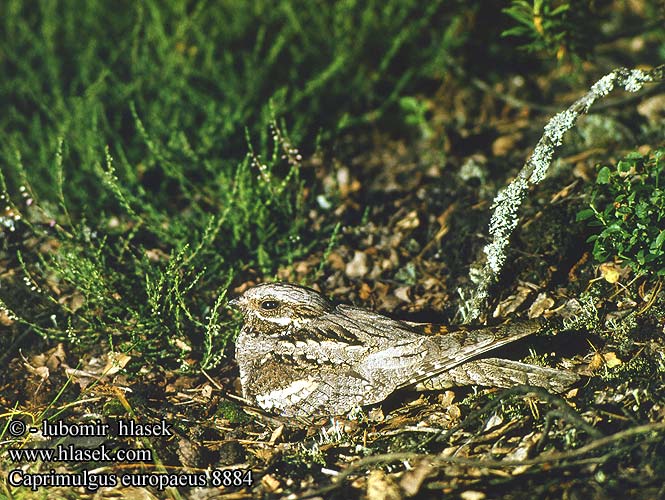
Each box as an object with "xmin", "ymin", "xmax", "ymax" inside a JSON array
[
  {"xmin": 577, "ymin": 148, "xmax": 665, "ymax": 276},
  {"xmin": 502, "ymin": 0, "xmax": 601, "ymax": 61}
]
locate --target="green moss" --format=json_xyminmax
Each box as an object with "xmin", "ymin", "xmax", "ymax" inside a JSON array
[{"xmin": 215, "ymin": 401, "xmax": 251, "ymax": 425}]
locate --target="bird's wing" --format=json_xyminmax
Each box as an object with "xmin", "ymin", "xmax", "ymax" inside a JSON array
[
  {"xmin": 280, "ymin": 306, "xmax": 543, "ymax": 414},
  {"xmin": 289, "ymin": 304, "xmax": 424, "ymax": 346},
  {"xmin": 394, "ymin": 319, "xmax": 545, "ymax": 390},
  {"xmin": 313, "ymin": 305, "xmax": 544, "ymax": 389},
  {"xmin": 320, "ymin": 309, "xmax": 544, "ymax": 390}
]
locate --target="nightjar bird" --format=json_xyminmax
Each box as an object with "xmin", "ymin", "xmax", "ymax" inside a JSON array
[{"xmin": 230, "ymin": 282, "xmax": 578, "ymax": 417}]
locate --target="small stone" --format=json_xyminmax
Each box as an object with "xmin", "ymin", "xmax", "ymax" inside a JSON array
[
  {"xmin": 394, "ymin": 286, "xmax": 411, "ymax": 303},
  {"xmin": 346, "ymin": 251, "xmax": 369, "ymax": 278},
  {"xmin": 460, "ymin": 491, "xmax": 486, "ymax": 500}
]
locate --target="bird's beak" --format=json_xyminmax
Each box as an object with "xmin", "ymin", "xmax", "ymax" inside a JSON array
[{"xmin": 228, "ymin": 297, "xmax": 240, "ymax": 309}]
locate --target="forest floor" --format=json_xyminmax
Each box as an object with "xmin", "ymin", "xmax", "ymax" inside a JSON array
[{"xmin": 2, "ymin": 3, "xmax": 665, "ymax": 499}]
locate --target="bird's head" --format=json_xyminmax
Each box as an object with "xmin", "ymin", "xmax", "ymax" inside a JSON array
[{"xmin": 229, "ymin": 282, "xmax": 333, "ymax": 333}]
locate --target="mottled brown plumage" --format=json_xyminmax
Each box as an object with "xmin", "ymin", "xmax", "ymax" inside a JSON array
[{"xmin": 230, "ymin": 282, "xmax": 578, "ymax": 417}]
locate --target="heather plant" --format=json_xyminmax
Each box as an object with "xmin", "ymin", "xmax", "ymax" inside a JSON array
[
  {"xmin": 502, "ymin": 0, "xmax": 600, "ymax": 61},
  {"xmin": 0, "ymin": 0, "xmax": 470, "ymax": 366},
  {"xmin": 0, "ymin": 124, "xmax": 308, "ymax": 367},
  {"xmin": 0, "ymin": 0, "xmax": 458, "ymax": 213}
]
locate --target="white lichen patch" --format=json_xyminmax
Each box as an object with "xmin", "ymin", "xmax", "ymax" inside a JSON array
[
  {"xmin": 590, "ymin": 73, "xmax": 617, "ymax": 98},
  {"xmin": 544, "ymin": 109, "xmax": 577, "ymax": 147},
  {"xmin": 529, "ymin": 142, "xmax": 554, "ymax": 184},
  {"xmin": 623, "ymin": 69, "xmax": 651, "ymax": 93},
  {"xmin": 484, "ymin": 177, "xmax": 528, "ymax": 274}
]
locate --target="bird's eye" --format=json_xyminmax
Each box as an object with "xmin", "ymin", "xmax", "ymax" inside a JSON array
[{"xmin": 261, "ymin": 300, "xmax": 280, "ymax": 310}]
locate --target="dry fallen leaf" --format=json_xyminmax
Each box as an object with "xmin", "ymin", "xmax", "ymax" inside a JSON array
[
  {"xmin": 395, "ymin": 210, "xmax": 420, "ymax": 231},
  {"xmin": 366, "ymin": 470, "xmax": 402, "ymax": 500},
  {"xmin": 589, "ymin": 351, "xmax": 622, "ymax": 371},
  {"xmin": 327, "ymin": 251, "xmax": 346, "ymax": 271},
  {"xmin": 269, "ymin": 425, "xmax": 284, "ymax": 445},
  {"xmin": 602, "ymin": 352, "xmax": 622, "ymax": 368},
  {"xmin": 174, "ymin": 338, "xmax": 192, "ymax": 352},
  {"xmin": 261, "ymin": 474, "xmax": 282, "ymax": 494},
  {"xmin": 23, "ymin": 363, "xmax": 49, "ymax": 381},
  {"xmin": 69, "ymin": 292, "xmax": 85, "ymax": 312},
  {"xmin": 528, "ymin": 292, "xmax": 555, "ymax": 318},
  {"xmin": 599, "ymin": 262, "xmax": 626, "ymax": 284},
  {"xmin": 505, "ymin": 431, "xmax": 540, "ymax": 475},
  {"xmin": 145, "ymin": 248, "xmax": 170, "ymax": 262},
  {"xmin": 400, "ymin": 459, "xmax": 432, "ymax": 497},
  {"xmin": 368, "ymin": 407, "xmax": 385, "ymax": 422},
  {"xmin": 201, "ymin": 384, "xmax": 213, "ymax": 399},
  {"xmin": 492, "ymin": 134, "xmax": 520, "ymax": 156},
  {"xmin": 636, "ymin": 93, "xmax": 665, "ymax": 123},
  {"xmin": 493, "ymin": 283, "xmax": 535, "ymax": 318},
  {"xmin": 588, "ymin": 352, "xmax": 604, "ymax": 371},
  {"xmin": 482, "ymin": 413, "xmax": 504, "ymax": 432},
  {"xmin": 359, "ymin": 282, "xmax": 372, "ymax": 301},
  {"xmin": 251, "ymin": 448, "xmax": 277, "ymax": 464},
  {"xmin": 0, "ymin": 309, "xmax": 14, "ymax": 326},
  {"xmin": 394, "ymin": 286, "xmax": 411, "ymax": 303},
  {"xmin": 438, "ymin": 390, "xmax": 456, "ymax": 408},
  {"xmin": 448, "ymin": 404, "xmax": 462, "ymax": 421},
  {"xmin": 103, "ymin": 352, "xmax": 131, "ymax": 376},
  {"xmin": 45, "ymin": 343, "xmax": 67, "ymax": 371}
]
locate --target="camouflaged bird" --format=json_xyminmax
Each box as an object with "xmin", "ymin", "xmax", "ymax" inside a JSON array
[{"xmin": 230, "ymin": 282, "xmax": 578, "ymax": 417}]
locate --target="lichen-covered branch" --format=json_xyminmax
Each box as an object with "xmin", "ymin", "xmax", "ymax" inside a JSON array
[{"xmin": 465, "ymin": 65, "xmax": 665, "ymax": 322}]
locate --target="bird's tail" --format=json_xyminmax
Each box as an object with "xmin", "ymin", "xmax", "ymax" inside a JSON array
[{"xmin": 416, "ymin": 357, "xmax": 579, "ymax": 393}]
